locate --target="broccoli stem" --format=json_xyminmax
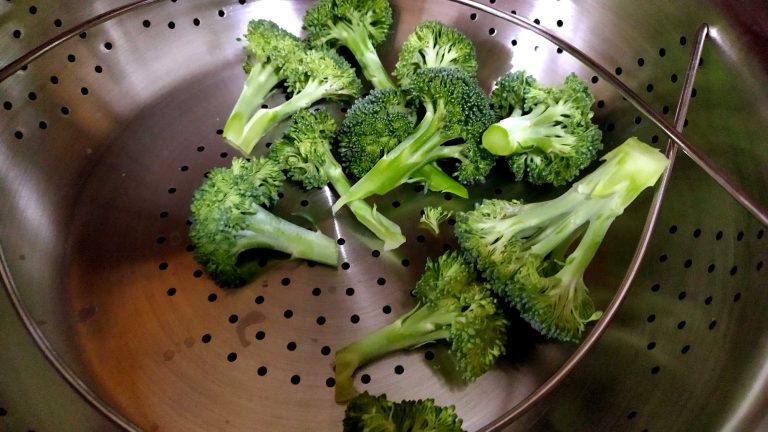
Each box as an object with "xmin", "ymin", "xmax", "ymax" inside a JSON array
[
  {"xmin": 335, "ymin": 304, "xmax": 454, "ymax": 402},
  {"xmin": 238, "ymin": 81, "xmax": 330, "ymax": 155},
  {"xmin": 331, "ymin": 23, "xmax": 395, "ymax": 89},
  {"xmin": 541, "ymin": 216, "xmax": 610, "ymax": 326},
  {"xmin": 482, "ymin": 104, "xmax": 573, "ymax": 156},
  {"xmin": 223, "ymin": 63, "xmax": 281, "ymax": 147},
  {"xmin": 411, "ymin": 163, "xmax": 469, "ymax": 198},
  {"xmin": 235, "ymin": 205, "xmax": 338, "ymax": 266},
  {"xmin": 320, "ymin": 153, "xmax": 406, "ymax": 250}
]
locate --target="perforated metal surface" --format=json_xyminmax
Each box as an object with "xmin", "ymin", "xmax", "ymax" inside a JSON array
[{"xmin": 1, "ymin": 1, "xmax": 767, "ymax": 431}]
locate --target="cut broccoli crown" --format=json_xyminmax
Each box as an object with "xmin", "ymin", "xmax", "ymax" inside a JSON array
[
  {"xmin": 334, "ymin": 251, "xmax": 508, "ymax": 402},
  {"xmin": 189, "ymin": 157, "xmax": 338, "ymax": 287},
  {"xmin": 271, "ymin": 109, "xmax": 406, "ymax": 250},
  {"xmin": 270, "ymin": 109, "xmax": 338, "ymax": 189},
  {"xmin": 404, "ymin": 67, "xmax": 496, "ymax": 183},
  {"xmin": 303, "ymin": 0, "xmax": 395, "ymax": 89},
  {"xmin": 457, "ymin": 137, "xmax": 668, "ymax": 341},
  {"xmin": 333, "ymin": 68, "xmax": 495, "ymax": 212},
  {"xmin": 338, "ymin": 88, "xmax": 417, "ymax": 179},
  {"xmin": 394, "ymin": 20, "xmax": 478, "ymax": 86},
  {"xmin": 343, "ymin": 392, "xmax": 465, "ymax": 432},
  {"xmin": 483, "ymin": 71, "xmax": 603, "ymax": 186},
  {"xmin": 303, "ymin": 0, "xmax": 392, "ymax": 47},
  {"xmin": 224, "ymin": 20, "xmax": 305, "ymax": 153}
]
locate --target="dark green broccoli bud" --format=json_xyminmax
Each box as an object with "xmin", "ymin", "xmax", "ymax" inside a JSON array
[
  {"xmin": 333, "ymin": 68, "xmax": 495, "ymax": 212},
  {"xmin": 271, "ymin": 109, "xmax": 405, "ymax": 250},
  {"xmin": 456, "ymin": 137, "xmax": 668, "ymax": 341},
  {"xmin": 223, "ymin": 20, "xmax": 305, "ymax": 152},
  {"xmin": 483, "ymin": 71, "xmax": 603, "ymax": 186},
  {"xmin": 189, "ymin": 157, "xmax": 338, "ymax": 287},
  {"xmin": 337, "ymin": 88, "xmax": 469, "ymax": 198},
  {"xmin": 343, "ymin": 392, "xmax": 465, "ymax": 432},
  {"xmin": 338, "ymin": 89, "xmax": 417, "ymax": 179},
  {"xmin": 303, "ymin": 0, "xmax": 395, "ymax": 89},
  {"xmin": 394, "ymin": 20, "xmax": 478, "ymax": 86},
  {"xmin": 233, "ymin": 48, "xmax": 361, "ymax": 156},
  {"xmin": 334, "ymin": 251, "xmax": 508, "ymax": 402}
]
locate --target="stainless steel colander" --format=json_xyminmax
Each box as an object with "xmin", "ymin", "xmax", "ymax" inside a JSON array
[{"xmin": 1, "ymin": 1, "xmax": 767, "ymax": 431}]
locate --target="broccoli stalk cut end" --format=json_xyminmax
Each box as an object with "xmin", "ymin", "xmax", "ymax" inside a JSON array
[{"xmin": 189, "ymin": 157, "xmax": 339, "ymax": 287}]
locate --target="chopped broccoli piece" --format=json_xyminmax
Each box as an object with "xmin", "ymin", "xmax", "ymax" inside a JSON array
[
  {"xmin": 189, "ymin": 157, "xmax": 338, "ymax": 287},
  {"xmin": 420, "ymin": 206, "xmax": 452, "ymax": 235},
  {"xmin": 334, "ymin": 251, "xmax": 508, "ymax": 402},
  {"xmin": 344, "ymin": 392, "xmax": 465, "ymax": 432},
  {"xmin": 483, "ymin": 71, "xmax": 603, "ymax": 186},
  {"xmin": 223, "ymin": 20, "xmax": 305, "ymax": 153},
  {"xmin": 394, "ymin": 20, "xmax": 478, "ymax": 87},
  {"xmin": 271, "ymin": 109, "xmax": 405, "ymax": 250},
  {"xmin": 333, "ymin": 68, "xmax": 495, "ymax": 212},
  {"xmin": 303, "ymin": 0, "xmax": 395, "ymax": 89},
  {"xmin": 337, "ymin": 88, "xmax": 469, "ymax": 198},
  {"xmin": 230, "ymin": 45, "xmax": 361, "ymax": 156},
  {"xmin": 456, "ymin": 138, "xmax": 668, "ymax": 341}
]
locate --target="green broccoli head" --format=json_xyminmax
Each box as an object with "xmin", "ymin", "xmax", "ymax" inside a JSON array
[
  {"xmin": 270, "ymin": 109, "xmax": 338, "ymax": 189},
  {"xmin": 489, "ymin": 70, "xmax": 535, "ymax": 119},
  {"xmin": 512, "ymin": 256, "xmax": 602, "ymax": 342},
  {"xmin": 303, "ymin": 0, "xmax": 392, "ymax": 48},
  {"xmin": 457, "ymin": 138, "xmax": 669, "ymax": 341},
  {"xmin": 334, "ymin": 251, "xmax": 508, "ymax": 402},
  {"xmin": 484, "ymin": 71, "xmax": 603, "ymax": 186},
  {"xmin": 394, "ymin": 20, "xmax": 478, "ymax": 86},
  {"xmin": 405, "ymin": 67, "xmax": 496, "ymax": 183},
  {"xmin": 242, "ymin": 19, "xmax": 304, "ymax": 74},
  {"xmin": 285, "ymin": 48, "xmax": 361, "ymax": 100},
  {"xmin": 303, "ymin": 0, "xmax": 395, "ymax": 89},
  {"xmin": 343, "ymin": 392, "xmax": 465, "ymax": 432},
  {"xmin": 189, "ymin": 158, "xmax": 285, "ymax": 286},
  {"xmin": 337, "ymin": 88, "xmax": 417, "ymax": 179}
]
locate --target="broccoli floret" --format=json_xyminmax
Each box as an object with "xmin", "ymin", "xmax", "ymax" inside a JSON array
[
  {"xmin": 271, "ymin": 109, "xmax": 405, "ymax": 250},
  {"xmin": 394, "ymin": 20, "xmax": 478, "ymax": 87},
  {"xmin": 334, "ymin": 251, "xmax": 508, "ymax": 402},
  {"xmin": 333, "ymin": 68, "xmax": 495, "ymax": 212},
  {"xmin": 482, "ymin": 71, "xmax": 603, "ymax": 186},
  {"xmin": 456, "ymin": 138, "xmax": 668, "ymax": 341},
  {"xmin": 232, "ymin": 47, "xmax": 361, "ymax": 156},
  {"xmin": 344, "ymin": 392, "xmax": 465, "ymax": 432},
  {"xmin": 337, "ymin": 88, "xmax": 469, "ymax": 198},
  {"xmin": 303, "ymin": 0, "xmax": 395, "ymax": 89},
  {"xmin": 420, "ymin": 206, "xmax": 452, "ymax": 236},
  {"xmin": 189, "ymin": 157, "xmax": 338, "ymax": 287},
  {"xmin": 223, "ymin": 20, "xmax": 305, "ymax": 154}
]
